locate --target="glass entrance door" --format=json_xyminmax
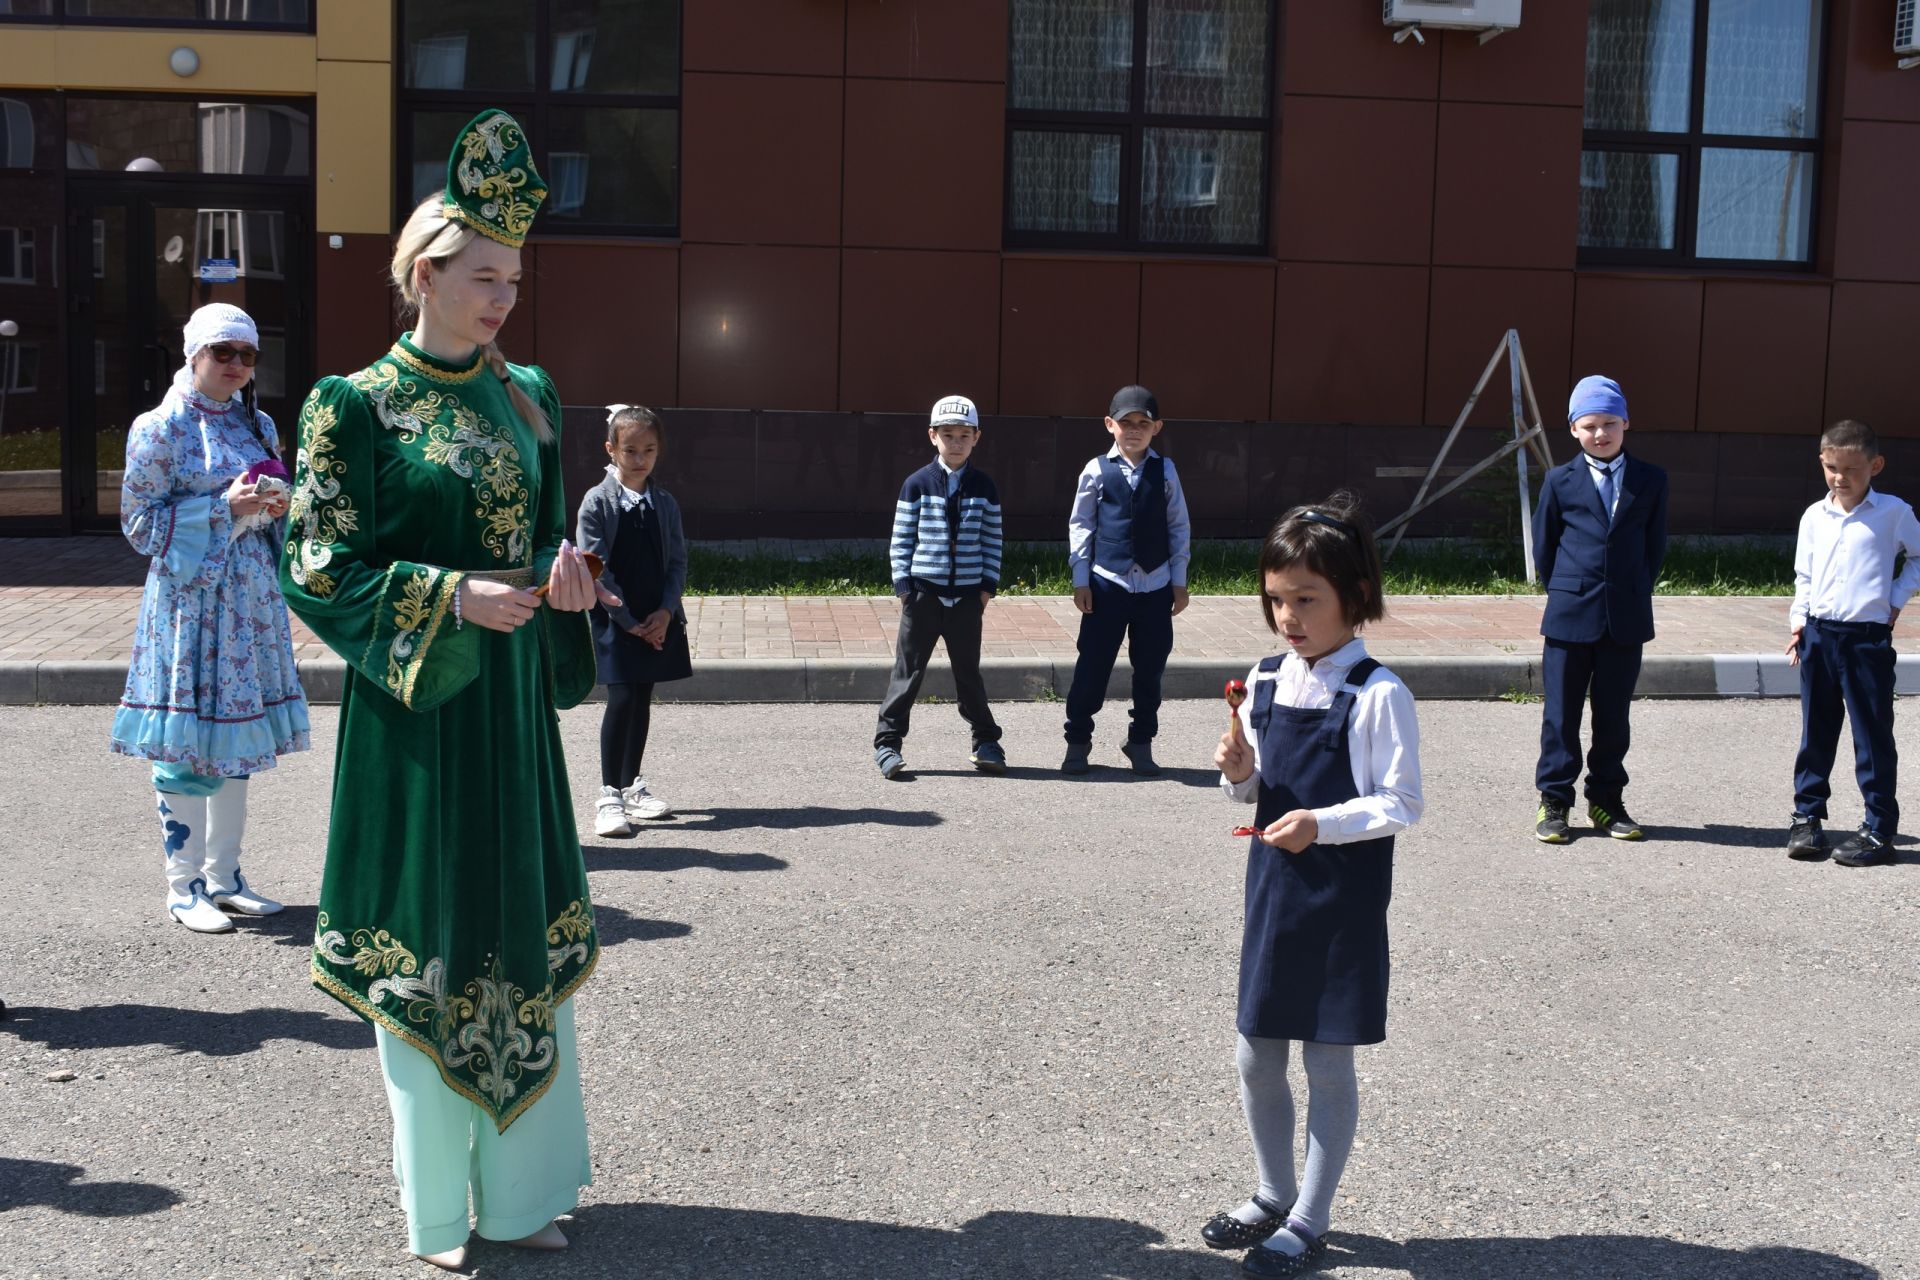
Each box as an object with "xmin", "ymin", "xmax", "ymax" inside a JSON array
[{"xmin": 65, "ymin": 183, "xmax": 308, "ymax": 531}]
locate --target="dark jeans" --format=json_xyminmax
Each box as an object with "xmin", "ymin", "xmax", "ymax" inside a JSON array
[
  {"xmin": 601, "ymin": 681, "xmax": 656, "ymax": 788},
  {"xmin": 873, "ymin": 591, "xmax": 1000, "ymax": 751},
  {"xmin": 1535, "ymin": 635, "xmax": 1643, "ymax": 806},
  {"xmin": 1794, "ymin": 618, "xmax": 1899, "ymax": 837},
  {"xmin": 1063, "ymin": 578, "xmax": 1175, "ymax": 745}
]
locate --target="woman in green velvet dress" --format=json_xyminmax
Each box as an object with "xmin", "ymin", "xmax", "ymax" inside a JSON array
[{"xmin": 280, "ymin": 110, "xmax": 614, "ymax": 1270}]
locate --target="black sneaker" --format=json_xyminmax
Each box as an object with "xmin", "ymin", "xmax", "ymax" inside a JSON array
[
  {"xmin": 969, "ymin": 740, "xmax": 1006, "ymax": 774},
  {"xmin": 1833, "ymin": 825, "xmax": 1895, "ymax": 867},
  {"xmin": 1587, "ymin": 800, "xmax": 1644, "ymax": 841},
  {"xmin": 1786, "ymin": 815, "xmax": 1828, "ymax": 861},
  {"xmin": 1119, "ymin": 739, "xmax": 1161, "ymax": 776},
  {"xmin": 1535, "ymin": 797, "xmax": 1571, "ymax": 843}
]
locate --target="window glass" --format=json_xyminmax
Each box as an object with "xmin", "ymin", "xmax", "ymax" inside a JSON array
[
  {"xmin": 1009, "ymin": 0, "xmax": 1134, "ymax": 112},
  {"xmin": 402, "ymin": 0, "xmax": 536, "ymax": 92},
  {"xmin": 549, "ymin": 0, "xmax": 679, "ymax": 95},
  {"xmin": 66, "ymin": 99, "xmax": 310, "ymax": 176},
  {"xmin": 0, "ymin": 95, "xmax": 58, "ymax": 170},
  {"xmin": 1696, "ymin": 147, "xmax": 1814, "ymax": 260},
  {"xmin": 63, "ymin": 0, "xmax": 306, "ymax": 19},
  {"xmin": 1139, "ymin": 126, "xmax": 1262, "ymax": 245},
  {"xmin": 1584, "ymin": 0, "xmax": 1693, "ymax": 132},
  {"xmin": 541, "ymin": 106, "xmax": 676, "ymax": 227},
  {"xmin": 1579, "ymin": 150, "xmax": 1680, "ymax": 251},
  {"xmin": 1702, "ymin": 0, "xmax": 1821, "ymax": 138},
  {"xmin": 1144, "ymin": 0, "xmax": 1267, "ymax": 118},
  {"xmin": 1009, "ymin": 130, "xmax": 1123, "ymax": 235}
]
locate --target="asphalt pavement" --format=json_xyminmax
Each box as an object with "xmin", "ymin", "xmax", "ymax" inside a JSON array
[{"xmin": 0, "ymin": 698, "xmax": 1912, "ymax": 1280}]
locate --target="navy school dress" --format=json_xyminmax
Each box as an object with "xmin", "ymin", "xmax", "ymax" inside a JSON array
[
  {"xmin": 1238, "ymin": 654, "xmax": 1394, "ymax": 1046},
  {"xmin": 592, "ymin": 496, "xmax": 693, "ymax": 686}
]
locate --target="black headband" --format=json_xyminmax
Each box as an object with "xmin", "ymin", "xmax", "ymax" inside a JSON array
[{"xmin": 1298, "ymin": 510, "xmax": 1360, "ymax": 540}]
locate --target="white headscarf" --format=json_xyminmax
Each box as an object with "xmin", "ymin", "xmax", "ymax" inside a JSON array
[{"xmin": 170, "ymin": 303, "xmax": 261, "ymax": 399}]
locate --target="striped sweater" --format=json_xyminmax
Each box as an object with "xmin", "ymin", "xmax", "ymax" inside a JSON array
[{"xmin": 889, "ymin": 460, "xmax": 1003, "ymax": 596}]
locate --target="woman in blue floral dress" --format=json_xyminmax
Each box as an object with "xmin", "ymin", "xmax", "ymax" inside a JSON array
[{"xmin": 110, "ymin": 302, "xmax": 311, "ymax": 933}]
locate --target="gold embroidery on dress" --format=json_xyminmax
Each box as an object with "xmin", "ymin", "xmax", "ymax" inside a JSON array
[
  {"xmin": 285, "ymin": 390, "xmax": 360, "ymax": 599},
  {"xmin": 386, "ymin": 341, "xmax": 487, "ymax": 385},
  {"xmin": 387, "ymin": 566, "xmax": 438, "ymax": 697},
  {"xmin": 450, "ymin": 114, "xmax": 541, "ymax": 247}
]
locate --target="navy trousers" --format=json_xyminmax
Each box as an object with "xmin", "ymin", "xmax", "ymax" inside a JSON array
[
  {"xmin": 1064, "ymin": 578, "xmax": 1175, "ymax": 745},
  {"xmin": 1536, "ymin": 635, "xmax": 1643, "ymax": 806},
  {"xmin": 1793, "ymin": 618, "xmax": 1899, "ymax": 838}
]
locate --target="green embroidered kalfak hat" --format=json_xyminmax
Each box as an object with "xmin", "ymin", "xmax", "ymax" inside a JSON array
[{"xmin": 442, "ymin": 109, "xmax": 548, "ymax": 249}]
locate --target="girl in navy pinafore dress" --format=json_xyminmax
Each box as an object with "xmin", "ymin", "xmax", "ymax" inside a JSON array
[
  {"xmin": 576, "ymin": 404, "xmax": 692, "ymax": 838},
  {"xmin": 1202, "ymin": 495, "xmax": 1424, "ymax": 1278}
]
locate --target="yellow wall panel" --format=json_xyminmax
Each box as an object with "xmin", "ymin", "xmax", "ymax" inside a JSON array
[
  {"xmin": 316, "ymin": 60, "xmax": 392, "ymax": 235},
  {"xmin": 318, "ymin": 0, "xmax": 393, "ymax": 63},
  {"xmin": 0, "ymin": 29, "xmax": 316, "ymax": 94}
]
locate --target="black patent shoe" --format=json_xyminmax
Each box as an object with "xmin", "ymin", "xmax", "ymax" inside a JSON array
[
  {"xmin": 1200, "ymin": 1195, "xmax": 1291, "ymax": 1251},
  {"xmin": 1834, "ymin": 825, "xmax": 1895, "ymax": 867},
  {"xmin": 1786, "ymin": 815, "xmax": 1827, "ymax": 861},
  {"xmin": 1241, "ymin": 1224, "xmax": 1329, "ymax": 1277}
]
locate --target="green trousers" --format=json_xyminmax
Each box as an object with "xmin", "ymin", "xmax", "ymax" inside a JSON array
[{"xmin": 375, "ymin": 1000, "xmax": 591, "ymax": 1255}]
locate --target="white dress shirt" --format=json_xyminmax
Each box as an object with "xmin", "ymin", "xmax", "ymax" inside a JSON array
[
  {"xmin": 1583, "ymin": 452, "xmax": 1624, "ymax": 520},
  {"xmin": 605, "ymin": 463, "xmax": 652, "ymax": 514},
  {"xmin": 1791, "ymin": 488, "xmax": 1920, "ymax": 629},
  {"xmin": 1221, "ymin": 638, "xmax": 1424, "ymax": 845},
  {"xmin": 1067, "ymin": 446, "xmax": 1192, "ymax": 592}
]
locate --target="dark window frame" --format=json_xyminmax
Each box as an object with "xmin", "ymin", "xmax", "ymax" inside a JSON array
[
  {"xmin": 1003, "ymin": 0, "xmax": 1276, "ymax": 256},
  {"xmin": 1579, "ymin": 0, "xmax": 1826, "ymax": 271},
  {"xmin": 393, "ymin": 3, "xmax": 682, "ymax": 239},
  {"xmin": 0, "ymin": 1, "xmax": 312, "ymax": 32}
]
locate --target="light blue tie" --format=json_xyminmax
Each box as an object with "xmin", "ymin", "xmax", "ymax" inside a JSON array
[{"xmin": 1594, "ymin": 461, "xmax": 1616, "ymax": 525}]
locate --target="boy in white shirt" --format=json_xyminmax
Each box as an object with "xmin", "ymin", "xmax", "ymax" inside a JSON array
[{"xmin": 1786, "ymin": 419, "xmax": 1920, "ymax": 866}]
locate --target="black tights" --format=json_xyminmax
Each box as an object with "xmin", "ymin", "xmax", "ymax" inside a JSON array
[{"xmin": 600, "ymin": 681, "xmax": 656, "ymax": 788}]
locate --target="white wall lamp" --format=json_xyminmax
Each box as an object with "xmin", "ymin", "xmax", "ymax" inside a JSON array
[{"xmin": 169, "ymin": 46, "xmax": 200, "ymax": 78}]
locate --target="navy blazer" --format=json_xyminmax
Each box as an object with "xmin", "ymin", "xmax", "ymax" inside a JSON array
[{"xmin": 1533, "ymin": 452, "xmax": 1668, "ymax": 645}]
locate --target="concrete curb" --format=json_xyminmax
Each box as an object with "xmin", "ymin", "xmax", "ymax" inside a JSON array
[{"xmin": 11, "ymin": 652, "xmax": 1920, "ymax": 706}]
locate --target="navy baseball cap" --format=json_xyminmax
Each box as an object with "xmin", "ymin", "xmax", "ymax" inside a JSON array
[{"xmin": 1108, "ymin": 385, "xmax": 1160, "ymax": 420}]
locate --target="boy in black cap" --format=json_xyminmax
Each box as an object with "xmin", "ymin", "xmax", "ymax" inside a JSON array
[{"xmin": 1061, "ymin": 385, "xmax": 1192, "ymax": 775}]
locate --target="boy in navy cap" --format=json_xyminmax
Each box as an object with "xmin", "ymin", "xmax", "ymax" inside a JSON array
[
  {"xmin": 1532, "ymin": 375, "xmax": 1668, "ymax": 843},
  {"xmin": 1061, "ymin": 384, "xmax": 1192, "ymax": 775}
]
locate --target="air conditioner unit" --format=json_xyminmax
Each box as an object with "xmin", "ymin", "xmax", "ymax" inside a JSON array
[
  {"xmin": 1897, "ymin": 0, "xmax": 1919, "ymax": 68},
  {"xmin": 1384, "ymin": 0, "xmax": 1523, "ymax": 45}
]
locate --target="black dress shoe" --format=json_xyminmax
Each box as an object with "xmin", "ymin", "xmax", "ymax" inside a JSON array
[
  {"xmin": 1786, "ymin": 815, "xmax": 1827, "ymax": 861},
  {"xmin": 1200, "ymin": 1195, "xmax": 1291, "ymax": 1251},
  {"xmin": 1120, "ymin": 739, "xmax": 1161, "ymax": 776},
  {"xmin": 1241, "ymin": 1225, "xmax": 1328, "ymax": 1277},
  {"xmin": 1833, "ymin": 826, "xmax": 1895, "ymax": 867}
]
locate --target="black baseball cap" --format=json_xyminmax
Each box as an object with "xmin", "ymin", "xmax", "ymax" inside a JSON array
[{"xmin": 1108, "ymin": 385, "xmax": 1159, "ymax": 420}]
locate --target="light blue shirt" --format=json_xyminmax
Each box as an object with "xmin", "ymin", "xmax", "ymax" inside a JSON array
[
  {"xmin": 1066, "ymin": 446, "xmax": 1192, "ymax": 592},
  {"xmin": 1583, "ymin": 452, "xmax": 1624, "ymax": 520}
]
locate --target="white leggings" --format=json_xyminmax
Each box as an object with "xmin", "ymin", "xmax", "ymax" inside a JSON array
[{"xmin": 1235, "ymin": 1034, "xmax": 1359, "ymax": 1238}]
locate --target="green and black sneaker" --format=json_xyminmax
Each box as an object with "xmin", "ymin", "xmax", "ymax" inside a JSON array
[
  {"xmin": 1588, "ymin": 800, "xmax": 1645, "ymax": 841},
  {"xmin": 1535, "ymin": 796, "xmax": 1571, "ymax": 843}
]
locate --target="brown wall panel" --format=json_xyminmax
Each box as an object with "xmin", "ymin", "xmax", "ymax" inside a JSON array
[
  {"xmin": 1628, "ymin": 431, "xmax": 1719, "ymax": 534},
  {"xmin": 1436, "ymin": 1, "xmax": 1588, "ymax": 107},
  {"xmin": 312, "ymin": 233, "xmax": 393, "ymax": 378},
  {"xmin": 1273, "ymin": 95, "xmax": 1438, "ymax": 265},
  {"xmin": 1571, "ymin": 274, "xmax": 1704, "ymax": 433},
  {"xmin": 1832, "ymin": 120, "xmax": 1920, "ymax": 282},
  {"xmin": 1432, "ymin": 102, "xmax": 1582, "ymax": 270},
  {"xmin": 755, "ymin": 411, "xmax": 863, "ymax": 511},
  {"xmin": 679, "ymin": 244, "xmax": 840, "ymax": 411},
  {"xmin": 1282, "ymin": 2, "xmax": 1439, "ymax": 99},
  {"xmin": 1826, "ymin": 281, "xmax": 1920, "ymax": 436},
  {"xmin": 681, "ymin": 73, "xmax": 842, "ymax": 246},
  {"xmin": 1271, "ymin": 262, "xmax": 1429, "ymax": 425},
  {"xmin": 843, "ymin": 80, "xmax": 1005, "ymax": 251},
  {"xmin": 1171, "ymin": 421, "xmax": 1253, "ymax": 532},
  {"xmin": 683, "ymin": 0, "xmax": 844, "ymax": 76},
  {"xmin": 1710, "ymin": 432, "xmax": 1825, "ymax": 532},
  {"xmin": 847, "ymin": 0, "xmax": 1009, "ymax": 81},
  {"xmin": 1247, "ymin": 423, "xmax": 1351, "ymax": 525},
  {"xmin": 1697, "ymin": 281, "xmax": 1832, "ymax": 435},
  {"xmin": 1840, "ymin": 0, "xmax": 1920, "ymax": 123},
  {"xmin": 840, "ymin": 249, "xmax": 1000, "ymax": 414},
  {"xmin": 999, "ymin": 257, "xmax": 1140, "ymax": 418},
  {"xmin": 533, "ymin": 243, "xmax": 678, "ymax": 409},
  {"xmin": 1425, "ymin": 267, "xmax": 1574, "ymax": 427},
  {"xmin": 1138, "ymin": 262, "xmax": 1275, "ymax": 422}
]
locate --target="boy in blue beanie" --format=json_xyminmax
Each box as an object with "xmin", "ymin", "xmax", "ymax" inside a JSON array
[{"xmin": 1532, "ymin": 375, "xmax": 1669, "ymax": 843}]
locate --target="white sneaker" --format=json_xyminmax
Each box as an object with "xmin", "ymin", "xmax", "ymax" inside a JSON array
[
  {"xmin": 594, "ymin": 786, "xmax": 633, "ymax": 836},
  {"xmin": 623, "ymin": 777, "xmax": 671, "ymax": 821}
]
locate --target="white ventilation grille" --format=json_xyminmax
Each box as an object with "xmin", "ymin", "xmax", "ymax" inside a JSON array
[{"xmin": 1898, "ymin": 0, "xmax": 1919, "ymax": 55}]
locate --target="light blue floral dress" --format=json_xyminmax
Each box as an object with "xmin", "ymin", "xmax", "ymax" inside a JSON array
[{"xmin": 109, "ymin": 383, "xmax": 311, "ymax": 775}]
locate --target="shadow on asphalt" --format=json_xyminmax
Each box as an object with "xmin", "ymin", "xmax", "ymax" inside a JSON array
[
  {"xmin": 1, "ymin": 1002, "xmax": 370, "ymax": 1055},
  {"xmin": 1640, "ymin": 823, "xmax": 1786, "ymax": 848},
  {"xmin": 1336, "ymin": 1231, "xmax": 1879, "ymax": 1278},
  {"xmin": 664, "ymin": 807, "xmax": 944, "ymax": 832},
  {"xmin": 900, "ymin": 765, "xmax": 1220, "ymax": 788},
  {"xmin": 0, "ymin": 1158, "xmax": 181, "ymax": 1217},
  {"xmin": 593, "ymin": 904, "xmax": 692, "ymax": 948},
  {"xmin": 579, "ymin": 845, "xmax": 789, "ymax": 873}
]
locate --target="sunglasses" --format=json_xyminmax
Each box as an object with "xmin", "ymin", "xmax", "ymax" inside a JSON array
[{"xmin": 204, "ymin": 343, "xmax": 259, "ymax": 367}]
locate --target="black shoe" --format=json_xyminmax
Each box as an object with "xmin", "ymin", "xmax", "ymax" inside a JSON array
[
  {"xmin": 1061, "ymin": 742, "xmax": 1091, "ymax": 775},
  {"xmin": 1200, "ymin": 1195, "xmax": 1291, "ymax": 1251},
  {"xmin": 1119, "ymin": 739, "xmax": 1160, "ymax": 776},
  {"xmin": 1833, "ymin": 825, "xmax": 1895, "ymax": 867},
  {"xmin": 1786, "ymin": 815, "xmax": 1828, "ymax": 861},
  {"xmin": 1241, "ymin": 1224, "xmax": 1329, "ymax": 1277},
  {"xmin": 1587, "ymin": 799, "xmax": 1644, "ymax": 841},
  {"xmin": 969, "ymin": 740, "xmax": 1006, "ymax": 774},
  {"xmin": 1535, "ymin": 796, "xmax": 1570, "ymax": 843}
]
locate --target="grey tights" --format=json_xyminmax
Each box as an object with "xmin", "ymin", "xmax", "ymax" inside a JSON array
[{"xmin": 1235, "ymin": 1033, "xmax": 1359, "ymax": 1239}]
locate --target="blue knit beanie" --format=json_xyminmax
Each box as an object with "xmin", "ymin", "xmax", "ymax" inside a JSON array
[{"xmin": 1568, "ymin": 375, "xmax": 1629, "ymax": 424}]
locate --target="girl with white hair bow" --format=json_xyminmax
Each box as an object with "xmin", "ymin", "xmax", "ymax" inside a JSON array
[{"xmin": 110, "ymin": 301, "xmax": 311, "ymax": 934}]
